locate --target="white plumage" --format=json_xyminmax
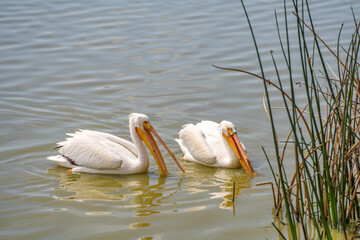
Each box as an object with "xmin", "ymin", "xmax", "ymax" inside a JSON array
[
  {"xmin": 176, "ymin": 120, "xmax": 255, "ymax": 175},
  {"xmin": 48, "ymin": 113, "xmax": 184, "ymax": 175}
]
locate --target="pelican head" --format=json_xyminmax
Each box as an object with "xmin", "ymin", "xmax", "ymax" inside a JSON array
[
  {"xmin": 219, "ymin": 121, "xmax": 256, "ymax": 175},
  {"xmin": 130, "ymin": 113, "xmax": 185, "ymax": 175}
]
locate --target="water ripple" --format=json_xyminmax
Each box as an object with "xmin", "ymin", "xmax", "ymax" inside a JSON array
[{"xmin": 1, "ymin": 0, "xmax": 360, "ymax": 239}]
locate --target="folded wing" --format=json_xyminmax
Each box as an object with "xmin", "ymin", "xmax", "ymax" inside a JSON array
[
  {"xmin": 55, "ymin": 130, "xmax": 137, "ymax": 170},
  {"xmin": 177, "ymin": 123, "xmax": 216, "ymax": 165}
]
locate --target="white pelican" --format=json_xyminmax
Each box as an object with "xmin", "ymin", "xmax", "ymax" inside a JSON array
[
  {"xmin": 48, "ymin": 113, "xmax": 184, "ymax": 175},
  {"xmin": 175, "ymin": 120, "xmax": 256, "ymax": 175}
]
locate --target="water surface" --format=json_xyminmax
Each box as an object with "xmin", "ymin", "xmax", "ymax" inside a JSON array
[{"xmin": 1, "ymin": 0, "xmax": 359, "ymax": 239}]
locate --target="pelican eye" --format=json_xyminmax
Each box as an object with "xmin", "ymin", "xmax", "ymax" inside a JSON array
[
  {"xmin": 227, "ymin": 127, "xmax": 233, "ymax": 135},
  {"xmin": 143, "ymin": 120, "xmax": 151, "ymax": 129}
]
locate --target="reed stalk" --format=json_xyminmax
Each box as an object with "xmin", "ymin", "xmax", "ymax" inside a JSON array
[{"xmin": 218, "ymin": 0, "xmax": 360, "ymax": 238}]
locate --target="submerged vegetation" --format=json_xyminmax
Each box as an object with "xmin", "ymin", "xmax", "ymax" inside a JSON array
[{"xmin": 217, "ymin": 0, "xmax": 360, "ymax": 239}]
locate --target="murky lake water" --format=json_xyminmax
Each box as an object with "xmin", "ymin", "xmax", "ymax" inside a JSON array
[{"xmin": 1, "ymin": 0, "xmax": 359, "ymax": 239}]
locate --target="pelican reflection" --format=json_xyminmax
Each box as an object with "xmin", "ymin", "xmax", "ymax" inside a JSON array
[
  {"xmin": 180, "ymin": 160, "xmax": 254, "ymax": 210},
  {"xmin": 47, "ymin": 160, "xmax": 253, "ymax": 214},
  {"xmin": 47, "ymin": 167, "xmax": 183, "ymax": 216}
]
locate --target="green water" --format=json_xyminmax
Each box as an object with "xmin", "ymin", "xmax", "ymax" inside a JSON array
[{"xmin": 1, "ymin": 0, "xmax": 359, "ymax": 239}]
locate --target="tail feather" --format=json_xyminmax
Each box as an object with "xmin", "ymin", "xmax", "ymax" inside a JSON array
[{"xmin": 47, "ymin": 155, "xmax": 74, "ymax": 169}]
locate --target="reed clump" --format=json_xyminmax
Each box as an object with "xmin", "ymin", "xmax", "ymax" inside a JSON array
[{"xmin": 216, "ymin": 0, "xmax": 360, "ymax": 239}]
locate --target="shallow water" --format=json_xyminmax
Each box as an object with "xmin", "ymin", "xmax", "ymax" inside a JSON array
[{"xmin": 1, "ymin": 0, "xmax": 359, "ymax": 239}]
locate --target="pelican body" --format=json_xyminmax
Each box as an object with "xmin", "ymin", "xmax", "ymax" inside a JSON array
[
  {"xmin": 175, "ymin": 120, "xmax": 255, "ymax": 175},
  {"xmin": 48, "ymin": 113, "xmax": 184, "ymax": 175}
]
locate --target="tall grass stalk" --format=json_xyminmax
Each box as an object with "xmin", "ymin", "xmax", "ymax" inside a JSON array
[{"xmin": 217, "ymin": 0, "xmax": 360, "ymax": 238}]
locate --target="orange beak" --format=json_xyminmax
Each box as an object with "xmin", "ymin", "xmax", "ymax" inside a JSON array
[
  {"xmin": 136, "ymin": 126, "xmax": 185, "ymax": 175},
  {"xmin": 148, "ymin": 126, "xmax": 185, "ymax": 173},
  {"xmin": 223, "ymin": 132, "xmax": 256, "ymax": 175}
]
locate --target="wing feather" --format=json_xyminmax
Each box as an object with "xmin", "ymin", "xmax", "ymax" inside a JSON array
[
  {"xmin": 76, "ymin": 130, "xmax": 138, "ymax": 157},
  {"xmin": 57, "ymin": 130, "xmax": 136, "ymax": 170},
  {"xmin": 178, "ymin": 124, "xmax": 216, "ymax": 164}
]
